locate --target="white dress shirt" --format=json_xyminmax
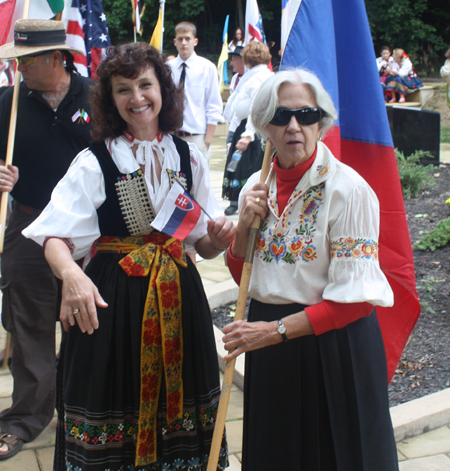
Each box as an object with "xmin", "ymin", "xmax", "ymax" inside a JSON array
[
  {"xmin": 223, "ymin": 64, "xmax": 272, "ymax": 140},
  {"xmin": 168, "ymin": 53, "xmax": 223, "ymax": 135}
]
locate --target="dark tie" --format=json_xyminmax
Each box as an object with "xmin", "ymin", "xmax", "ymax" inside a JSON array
[{"xmin": 180, "ymin": 63, "xmax": 187, "ymax": 89}]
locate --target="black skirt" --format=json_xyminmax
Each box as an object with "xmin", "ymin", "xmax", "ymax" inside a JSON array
[
  {"xmin": 222, "ymin": 119, "xmax": 264, "ymax": 203},
  {"xmin": 242, "ymin": 300, "xmax": 398, "ymax": 471},
  {"xmin": 61, "ymin": 253, "xmax": 227, "ymax": 470}
]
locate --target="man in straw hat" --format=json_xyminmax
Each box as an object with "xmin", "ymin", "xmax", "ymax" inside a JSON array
[{"xmin": 0, "ymin": 19, "xmax": 93, "ymax": 460}]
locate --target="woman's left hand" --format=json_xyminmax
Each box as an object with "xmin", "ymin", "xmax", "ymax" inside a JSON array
[
  {"xmin": 222, "ymin": 319, "xmax": 279, "ymax": 361},
  {"xmin": 208, "ymin": 216, "xmax": 236, "ymax": 252},
  {"xmin": 235, "ymin": 136, "xmax": 251, "ymax": 152}
]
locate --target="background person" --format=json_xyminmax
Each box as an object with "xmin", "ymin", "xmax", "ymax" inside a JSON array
[
  {"xmin": 24, "ymin": 42, "xmax": 232, "ymax": 470},
  {"xmin": 384, "ymin": 48, "xmax": 423, "ymax": 103},
  {"xmin": 228, "ymin": 27, "xmax": 244, "ymax": 52},
  {"xmin": 223, "ymin": 69, "xmax": 399, "ymax": 471},
  {"xmin": 168, "ymin": 21, "xmax": 223, "ymax": 166},
  {"xmin": 376, "ymin": 45, "xmax": 394, "ymax": 101},
  {"xmin": 222, "ymin": 42, "xmax": 272, "ymax": 215},
  {"xmin": 224, "ymin": 45, "xmax": 245, "ymax": 156},
  {"xmin": 440, "ymin": 48, "xmax": 450, "ymax": 107},
  {"xmin": 0, "ymin": 19, "xmax": 92, "ymax": 461}
]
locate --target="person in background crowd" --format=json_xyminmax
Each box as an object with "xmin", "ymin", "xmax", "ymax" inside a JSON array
[
  {"xmin": 0, "ymin": 19, "xmax": 92, "ymax": 461},
  {"xmin": 376, "ymin": 45, "xmax": 394, "ymax": 102},
  {"xmin": 228, "ymin": 27, "xmax": 244, "ymax": 52},
  {"xmin": 224, "ymin": 45, "xmax": 245, "ymax": 156},
  {"xmin": 168, "ymin": 21, "xmax": 223, "ymax": 167},
  {"xmin": 384, "ymin": 48, "xmax": 423, "ymax": 103},
  {"xmin": 222, "ymin": 42, "xmax": 272, "ymax": 215},
  {"xmin": 440, "ymin": 49, "xmax": 450, "ymax": 108}
]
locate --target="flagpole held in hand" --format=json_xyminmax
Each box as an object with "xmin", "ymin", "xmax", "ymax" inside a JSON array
[
  {"xmin": 206, "ymin": 142, "xmax": 273, "ymax": 471},
  {"xmin": 0, "ymin": 0, "xmax": 31, "ymax": 253}
]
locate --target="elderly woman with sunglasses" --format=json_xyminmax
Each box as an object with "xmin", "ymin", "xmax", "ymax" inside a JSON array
[{"xmin": 222, "ymin": 69, "xmax": 399, "ymax": 471}]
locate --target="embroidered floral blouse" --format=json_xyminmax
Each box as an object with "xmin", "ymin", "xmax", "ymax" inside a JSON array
[
  {"xmin": 23, "ymin": 133, "xmax": 222, "ymax": 259},
  {"xmin": 238, "ymin": 141, "xmax": 394, "ymax": 307}
]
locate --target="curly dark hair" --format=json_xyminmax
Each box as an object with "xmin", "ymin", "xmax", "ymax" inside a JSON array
[{"xmin": 90, "ymin": 42, "xmax": 184, "ymax": 141}]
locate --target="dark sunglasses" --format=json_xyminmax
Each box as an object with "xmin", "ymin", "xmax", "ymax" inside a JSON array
[{"xmin": 269, "ymin": 107, "xmax": 322, "ymax": 126}]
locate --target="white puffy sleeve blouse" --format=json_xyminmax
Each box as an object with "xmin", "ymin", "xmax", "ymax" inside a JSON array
[
  {"xmin": 240, "ymin": 142, "xmax": 394, "ymax": 307},
  {"xmin": 23, "ymin": 133, "xmax": 222, "ymax": 260}
]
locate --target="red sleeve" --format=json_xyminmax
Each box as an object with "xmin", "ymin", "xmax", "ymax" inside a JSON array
[
  {"xmin": 305, "ymin": 300, "xmax": 374, "ymax": 335},
  {"xmin": 226, "ymin": 247, "xmax": 245, "ymax": 285}
]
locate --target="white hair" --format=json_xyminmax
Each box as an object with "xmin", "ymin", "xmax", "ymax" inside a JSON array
[{"xmin": 251, "ymin": 68, "xmax": 337, "ymax": 139}]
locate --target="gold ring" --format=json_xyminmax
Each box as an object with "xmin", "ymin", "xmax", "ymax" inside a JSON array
[
  {"xmin": 255, "ymin": 197, "xmax": 260, "ymax": 205},
  {"xmin": 73, "ymin": 308, "xmax": 80, "ymax": 316}
]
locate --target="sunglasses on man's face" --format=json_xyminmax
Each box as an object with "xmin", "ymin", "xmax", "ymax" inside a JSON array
[
  {"xmin": 269, "ymin": 107, "xmax": 322, "ymax": 126},
  {"xmin": 16, "ymin": 54, "xmax": 44, "ymax": 66}
]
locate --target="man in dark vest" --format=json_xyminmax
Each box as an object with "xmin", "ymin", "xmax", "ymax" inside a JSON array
[{"xmin": 0, "ymin": 19, "xmax": 92, "ymax": 460}]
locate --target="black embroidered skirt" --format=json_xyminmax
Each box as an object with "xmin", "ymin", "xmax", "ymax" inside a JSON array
[
  {"xmin": 242, "ymin": 300, "xmax": 398, "ymax": 471},
  {"xmin": 59, "ymin": 253, "xmax": 227, "ymax": 470}
]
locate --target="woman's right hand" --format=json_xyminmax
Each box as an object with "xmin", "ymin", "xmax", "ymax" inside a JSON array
[
  {"xmin": 231, "ymin": 182, "xmax": 269, "ymax": 259},
  {"xmin": 0, "ymin": 163, "xmax": 19, "ymax": 193},
  {"xmin": 60, "ymin": 266, "xmax": 108, "ymax": 334}
]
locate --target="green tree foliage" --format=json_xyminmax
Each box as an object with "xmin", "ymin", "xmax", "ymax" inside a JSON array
[
  {"xmin": 101, "ymin": 0, "xmax": 446, "ymax": 76},
  {"xmin": 102, "ymin": 0, "xmax": 281, "ymax": 61},
  {"xmin": 366, "ymin": 0, "xmax": 450, "ymax": 75}
]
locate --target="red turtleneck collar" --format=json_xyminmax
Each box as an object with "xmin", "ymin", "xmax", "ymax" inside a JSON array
[{"xmin": 273, "ymin": 146, "xmax": 317, "ymax": 213}]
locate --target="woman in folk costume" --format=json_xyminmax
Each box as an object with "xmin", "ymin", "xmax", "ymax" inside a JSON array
[
  {"xmin": 222, "ymin": 69, "xmax": 399, "ymax": 470},
  {"xmin": 23, "ymin": 42, "xmax": 232, "ymax": 470},
  {"xmin": 384, "ymin": 48, "xmax": 423, "ymax": 103}
]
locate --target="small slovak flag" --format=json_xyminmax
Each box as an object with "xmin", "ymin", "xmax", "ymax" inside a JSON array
[{"xmin": 151, "ymin": 183, "xmax": 202, "ymax": 240}]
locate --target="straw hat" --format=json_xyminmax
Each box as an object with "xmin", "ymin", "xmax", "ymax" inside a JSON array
[{"xmin": 0, "ymin": 19, "xmax": 83, "ymax": 59}]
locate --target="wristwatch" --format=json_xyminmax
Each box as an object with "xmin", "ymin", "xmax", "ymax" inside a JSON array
[{"xmin": 277, "ymin": 319, "xmax": 288, "ymax": 342}]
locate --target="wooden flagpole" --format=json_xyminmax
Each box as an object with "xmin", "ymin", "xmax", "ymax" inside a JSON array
[
  {"xmin": 0, "ymin": 0, "xmax": 31, "ymax": 254},
  {"xmin": 206, "ymin": 142, "xmax": 273, "ymax": 471}
]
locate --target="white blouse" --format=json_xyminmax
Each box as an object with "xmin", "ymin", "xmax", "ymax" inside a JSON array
[
  {"xmin": 23, "ymin": 133, "xmax": 223, "ymax": 260},
  {"xmin": 239, "ymin": 141, "xmax": 394, "ymax": 307}
]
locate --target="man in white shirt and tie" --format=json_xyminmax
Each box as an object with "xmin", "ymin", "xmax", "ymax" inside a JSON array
[{"xmin": 169, "ymin": 22, "xmax": 223, "ymax": 165}]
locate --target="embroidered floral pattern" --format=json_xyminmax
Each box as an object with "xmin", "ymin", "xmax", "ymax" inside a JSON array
[
  {"xmin": 166, "ymin": 168, "xmax": 188, "ymax": 191},
  {"xmin": 330, "ymin": 237, "xmax": 379, "ymax": 261},
  {"xmin": 257, "ymin": 184, "xmax": 324, "ymax": 264},
  {"xmin": 316, "ymin": 160, "xmax": 330, "ymax": 177},
  {"xmin": 65, "ymin": 393, "xmax": 228, "ymax": 471}
]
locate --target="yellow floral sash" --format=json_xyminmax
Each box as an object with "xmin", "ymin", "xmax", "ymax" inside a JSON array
[{"xmin": 95, "ymin": 233, "xmax": 187, "ymax": 466}]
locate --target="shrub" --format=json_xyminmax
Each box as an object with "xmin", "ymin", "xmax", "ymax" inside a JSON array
[
  {"xmin": 395, "ymin": 149, "xmax": 436, "ymax": 199},
  {"xmin": 413, "ymin": 217, "xmax": 450, "ymax": 251}
]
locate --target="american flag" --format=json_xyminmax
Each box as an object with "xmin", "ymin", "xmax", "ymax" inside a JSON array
[{"xmin": 63, "ymin": 0, "xmax": 111, "ymax": 78}]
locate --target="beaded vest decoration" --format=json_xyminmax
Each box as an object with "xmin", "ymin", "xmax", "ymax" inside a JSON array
[{"xmin": 115, "ymin": 169, "xmax": 156, "ymax": 236}]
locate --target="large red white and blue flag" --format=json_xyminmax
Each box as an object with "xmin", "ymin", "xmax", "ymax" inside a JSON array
[
  {"xmin": 151, "ymin": 184, "xmax": 202, "ymax": 241},
  {"xmin": 281, "ymin": 0, "xmax": 420, "ymax": 380},
  {"xmin": 62, "ymin": 0, "xmax": 110, "ymax": 78}
]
